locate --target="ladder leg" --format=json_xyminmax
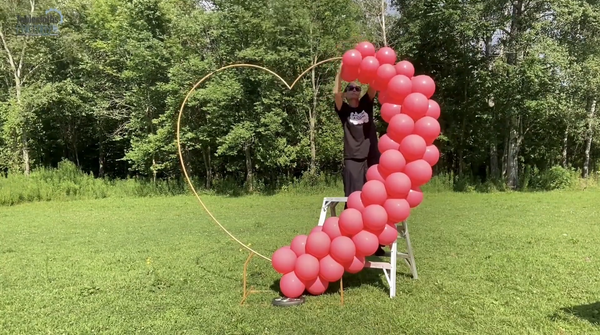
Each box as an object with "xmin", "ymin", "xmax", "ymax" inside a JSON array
[
  {"xmin": 403, "ymin": 221, "xmax": 418, "ymax": 280},
  {"xmin": 317, "ymin": 199, "xmax": 330, "ymax": 227},
  {"xmin": 390, "ymin": 234, "xmax": 398, "ymax": 298}
]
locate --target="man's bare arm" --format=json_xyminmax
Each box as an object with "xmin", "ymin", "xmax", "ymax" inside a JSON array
[{"xmin": 334, "ymin": 63, "xmax": 343, "ymax": 110}]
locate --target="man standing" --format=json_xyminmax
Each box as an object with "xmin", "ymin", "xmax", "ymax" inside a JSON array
[{"xmin": 333, "ymin": 63, "xmax": 385, "ymax": 256}]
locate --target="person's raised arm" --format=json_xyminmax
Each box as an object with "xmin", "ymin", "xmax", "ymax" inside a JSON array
[
  {"xmin": 334, "ymin": 63, "xmax": 343, "ymax": 111},
  {"xmin": 366, "ymin": 85, "xmax": 377, "ymax": 101}
]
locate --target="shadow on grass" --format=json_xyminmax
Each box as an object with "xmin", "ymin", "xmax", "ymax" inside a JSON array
[{"xmin": 557, "ymin": 302, "xmax": 600, "ymax": 325}]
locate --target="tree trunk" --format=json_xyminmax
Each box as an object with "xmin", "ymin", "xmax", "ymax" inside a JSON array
[
  {"xmin": 562, "ymin": 124, "xmax": 569, "ymax": 168},
  {"xmin": 202, "ymin": 145, "xmax": 212, "ymax": 189},
  {"xmin": 244, "ymin": 142, "xmax": 253, "ymax": 192},
  {"xmin": 16, "ymin": 84, "xmax": 30, "ymax": 175},
  {"xmin": 583, "ymin": 98, "xmax": 596, "ymax": 178},
  {"xmin": 490, "ymin": 144, "xmax": 499, "ymax": 180},
  {"xmin": 99, "ymin": 141, "xmax": 106, "ymax": 178},
  {"xmin": 309, "ymin": 62, "xmax": 318, "ymax": 174}
]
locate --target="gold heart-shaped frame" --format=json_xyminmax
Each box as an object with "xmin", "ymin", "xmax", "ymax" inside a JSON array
[{"xmin": 176, "ymin": 57, "xmax": 342, "ymax": 262}]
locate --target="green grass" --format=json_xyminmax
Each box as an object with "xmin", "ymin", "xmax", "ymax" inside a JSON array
[{"xmin": 1, "ymin": 188, "xmax": 599, "ymax": 334}]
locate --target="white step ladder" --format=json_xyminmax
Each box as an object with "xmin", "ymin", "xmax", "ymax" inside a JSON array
[{"xmin": 316, "ymin": 197, "xmax": 418, "ymax": 298}]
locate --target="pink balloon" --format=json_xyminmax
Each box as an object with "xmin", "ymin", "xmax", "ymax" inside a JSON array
[
  {"xmin": 347, "ymin": 191, "xmax": 366, "ymax": 212},
  {"xmin": 319, "ymin": 255, "xmax": 345, "ymax": 282},
  {"xmin": 272, "ymin": 246, "xmax": 297, "ymax": 274},
  {"xmin": 280, "ymin": 271, "xmax": 306, "ymax": 298},
  {"xmin": 359, "ymin": 56, "xmax": 380, "ymax": 82},
  {"xmin": 406, "ymin": 187, "xmax": 424, "ymax": 208},
  {"xmin": 383, "ymin": 198, "xmax": 411, "ymax": 223},
  {"xmin": 290, "ymin": 235, "xmax": 308, "ymax": 256},
  {"xmin": 356, "ymin": 41, "xmax": 376, "ymax": 57},
  {"xmin": 352, "ymin": 230, "xmax": 380, "ymax": 257},
  {"xmin": 376, "ymin": 47, "xmax": 397, "ymax": 65},
  {"xmin": 385, "ymin": 172, "xmax": 412, "ymax": 199},
  {"xmin": 306, "ymin": 276, "xmax": 329, "ymax": 295},
  {"xmin": 423, "ymin": 145, "xmax": 440, "ymax": 166},
  {"xmin": 387, "ymin": 75, "xmax": 412, "ymax": 103},
  {"xmin": 378, "ymin": 224, "xmax": 398, "ymax": 246},
  {"xmin": 378, "ymin": 134, "xmax": 400, "ymax": 153},
  {"xmin": 362, "ymin": 204, "xmax": 388, "ymax": 234},
  {"xmin": 341, "ymin": 66, "xmax": 359, "ymax": 82},
  {"xmin": 379, "ymin": 149, "xmax": 406, "ymax": 176},
  {"xmin": 310, "ymin": 226, "xmax": 323, "ymax": 234},
  {"xmin": 387, "ymin": 114, "xmax": 415, "ymax": 143},
  {"xmin": 399, "ymin": 134, "xmax": 427, "ymax": 162},
  {"xmin": 330, "ymin": 236, "xmax": 356, "ymax": 265},
  {"xmin": 373, "ymin": 64, "xmax": 397, "ymax": 91},
  {"xmin": 404, "ymin": 159, "xmax": 433, "ymax": 187},
  {"xmin": 395, "ymin": 60, "xmax": 415, "ymax": 78},
  {"xmin": 414, "ymin": 116, "xmax": 441, "ymax": 145},
  {"xmin": 357, "ymin": 70, "xmax": 373, "ymax": 85},
  {"xmin": 377, "ymin": 164, "xmax": 391, "ymax": 180},
  {"xmin": 345, "ymin": 255, "xmax": 365, "ymax": 274},
  {"xmin": 380, "ymin": 103, "xmax": 401, "ymax": 123},
  {"xmin": 378, "ymin": 90, "xmax": 389, "ymax": 104},
  {"xmin": 339, "ymin": 208, "xmax": 363, "ymax": 236},
  {"xmin": 294, "ymin": 254, "xmax": 320, "ymax": 282},
  {"xmin": 361, "ymin": 180, "xmax": 388, "ymax": 206},
  {"xmin": 305, "ymin": 231, "xmax": 331, "ymax": 259},
  {"xmin": 427, "ymin": 99, "xmax": 441, "ymax": 119},
  {"xmin": 366, "ymin": 164, "xmax": 386, "ymax": 183},
  {"xmin": 322, "ymin": 217, "xmax": 342, "ymax": 240},
  {"xmin": 402, "ymin": 92, "xmax": 429, "ymax": 121},
  {"xmin": 342, "ymin": 49, "xmax": 362, "ymax": 67},
  {"xmin": 412, "ymin": 75, "xmax": 436, "ymax": 98}
]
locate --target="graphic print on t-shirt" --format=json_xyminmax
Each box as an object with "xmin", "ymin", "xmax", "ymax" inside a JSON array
[{"xmin": 349, "ymin": 110, "xmax": 369, "ymax": 125}]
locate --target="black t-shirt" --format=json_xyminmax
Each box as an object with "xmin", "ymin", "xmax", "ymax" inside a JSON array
[{"xmin": 335, "ymin": 94, "xmax": 380, "ymax": 162}]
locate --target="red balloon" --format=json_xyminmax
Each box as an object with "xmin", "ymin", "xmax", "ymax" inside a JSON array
[
  {"xmin": 399, "ymin": 134, "xmax": 427, "ymax": 162},
  {"xmin": 380, "ymin": 103, "xmax": 401, "ymax": 123},
  {"xmin": 359, "ymin": 56, "xmax": 380, "ymax": 81},
  {"xmin": 423, "ymin": 145, "xmax": 440, "ymax": 166},
  {"xmin": 294, "ymin": 254, "xmax": 320, "ymax": 282},
  {"xmin": 378, "ymin": 134, "xmax": 400, "ymax": 154},
  {"xmin": 342, "ymin": 49, "xmax": 362, "ymax": 67},
  {"xmin": 385, "ymin": 172, "xmax": 412, "ymax": 199},
  {"xmin": 412, "ymin": 75, "xmax": 436, "ymax": 98},
  {"xmin": 395, "ymin": 60, "xmax": 415, "ymax": 78},
  {"xmin": 377, "ymin": 164, "xmax": 391, "ymax": 180},
  {"xmin": 406, "ymin": 187, "xmax": 424, "ymax": 208},
  {"xmin": 305, "ymin": 231, "xmax": 331, "ymax": 259},
  {"xmin": 290, "ymin": 235, "xmax": 307, "ymax": 256},
  {"xmin": 361, "ymin": 180, "xmax": 389, "ymax": 206},
  {"xmin": 427, "ymin": 99, "xmax": 441, "ymax": 119},
  {"xmin": 352, "ymin": 230, "xmax": 380, "ymax": 257},
  {"xmin": 362, "ymin": 204, "xmax": 388, "ymax": 233},
  {"xmin": 404, "ymin": 159, "xmax": 433, "ymax": 187},
  {"xmin": 322, "ymin": 217, "xmax": 342, "ymax": 240},
  {"xmin": 414, "ymin": 116, "xmax": 441, "ymax": 145},
  {"xmin": 376, "ymin": 47, "xmax": 397, "ymax": 65},
  {"xmin": 330, "ymin": 236, "xmax": 356, "ymax": 265},
  {"xmin": 345, "ymin": 255, "xmax": 365, "ymax": 274},
  {"xmin": 378, "ymin": 224, "xmax": 398, "ymax": 246},
  {"xmin": 310, "ymin": 226, "xmax": 323, "ymax": 234},
  {"xmin": 366, "ymin": 164, "xmax": 386, "ymax": 183},
  {"xmin": 347, "ymin": 191, "xmax": 366, "ymax": 212},
  {"xmin": 357, "ymin": 71, "xmax": 373, "ymax": 85},
  {"xmin": 341, "ymin": 66, "xmax": 359, "ymax": 82},
  {"xmin": 402, "ymin": 92, "xmax": 429, "ymax": 121},
  {"xmin": 373, "ymin": 64, "xmax": 397, "ymax": 91},
  {"xmin": 387, "ymin": 114, "xmax": 415, "ymax": 143},
  {"xmin": 379, "ymin": 149, "xmax": 406, "ymax": 175},
  {"xmin": 280, "ymin": 271, "xmax": 305, "ymax": 298},
  {"xmin": 383, "ymin": 198, "xmax": 411, "ymax": 223},
  {"xmin": 272, "ymin": 246, "xmax": 297, "ymax": 274},
  {"xmin": 319, "ymin": 255, "xmax": 345, "ymax": 282},
  {"xmin": 306, "ymin": 276, "xmax": 329, "ymax": 295},
  {"xmin": 378, "ymin": 90, "xmax": 388, "ymax": 104},
  {"xmin": 356, "ymin": 41, "xmax": 376, "ymax": 57},
  {"xmin": 339, "ymin": 208, "xmax": 363, "ymax": 236},
  {"xmin": 387, "ymin": 75, "xmax": 412, "ymax": 102}
]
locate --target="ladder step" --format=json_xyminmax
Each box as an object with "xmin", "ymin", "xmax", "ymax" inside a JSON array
[{"xmin": 364, "ymin": 261, "xmax": 392, "ymax": 270}]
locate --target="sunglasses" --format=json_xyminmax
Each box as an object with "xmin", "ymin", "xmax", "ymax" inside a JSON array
[{"xmin": 346, "ymin": 86, "xmax": 361, "ymax": 92}]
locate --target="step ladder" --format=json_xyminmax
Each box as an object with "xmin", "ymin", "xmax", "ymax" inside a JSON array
[{"xmin": 316, "ymin": 197, "xmax": 418, "ymax": 298}]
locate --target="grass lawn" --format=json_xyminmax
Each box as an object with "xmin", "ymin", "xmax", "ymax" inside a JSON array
[{"xmin": 1, "ymin": 188, "xmax": 599, "ymax": 334}]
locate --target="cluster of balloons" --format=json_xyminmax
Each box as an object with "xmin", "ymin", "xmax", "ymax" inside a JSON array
[{"xmin": 271, "ymin": 41, "xmax": 442, "ymax": 299}]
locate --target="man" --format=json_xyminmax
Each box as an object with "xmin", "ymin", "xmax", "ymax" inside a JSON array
[{"xmin": 334, "ymin": 63, "xmax": 385, "ymax": 256}]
